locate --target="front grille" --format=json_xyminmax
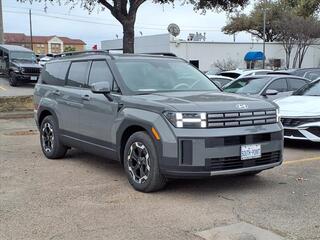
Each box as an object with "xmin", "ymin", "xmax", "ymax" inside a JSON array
[
  {"xmin": 284, "ymin": 129, "xmax": 305, "ymax": 138},
  {"xmin": 281, "ymin": 118, "xmax": 320, "ymax": 127},
  {"xmin": 207, "ymin": 151, "xmax": 281, "ymax": 171},
  {"xmin": 22, "ymin": 67, "xmax": 41, "ymax": 74},
  {"xmin": 207, "ymin": 110, "xmax": 277, "ymax": 128},
  {"xmin": 205, "ymin": 132, "xmax": 282, "ymax": 148}
]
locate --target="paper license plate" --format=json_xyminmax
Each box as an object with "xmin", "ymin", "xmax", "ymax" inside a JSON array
[
  {"xmin": 241, "ymin": 144, "xmax": 261, "ymax": 160},
  {"xmin": 30, "ymin": 76, "xmax": 38, "ymax": 81}
]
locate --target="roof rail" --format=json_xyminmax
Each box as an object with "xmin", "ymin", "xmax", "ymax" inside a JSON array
[
  {"xmin": 141, "ymin": 52, "xmax": 177, "ymax": 57},
  {"xmin": 57, "ymin": 50, "xmax": 110, "ymax": 58}
]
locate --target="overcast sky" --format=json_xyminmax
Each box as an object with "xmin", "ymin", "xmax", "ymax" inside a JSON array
[{"xmin": 3, "ymin": 0, "xmax": 254, "ymax": 48}]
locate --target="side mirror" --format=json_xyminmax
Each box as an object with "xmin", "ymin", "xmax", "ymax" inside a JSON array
[
  {"xmin": 91, "ymin": 82, "xmax": 111, "ymax": 94},
  {"xmin": 264, "ymin": 89, "xmax": 279, "ymax": 96}
]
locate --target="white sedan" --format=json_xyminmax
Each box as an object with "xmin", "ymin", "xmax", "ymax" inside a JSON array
[
  {"xmin": 275, "ymin": 79, "xmax": 320, "ymax": 142},
  {"xmin": 39, "ymin": 56, "xmax": 53, "ymax": 67}
]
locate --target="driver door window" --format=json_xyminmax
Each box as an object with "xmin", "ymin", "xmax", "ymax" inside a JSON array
[{"xmin": 267, "ymin": 79, "xmax": 288, "ymax": 92}]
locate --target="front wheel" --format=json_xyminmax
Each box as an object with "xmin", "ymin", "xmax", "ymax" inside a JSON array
[
  {"xmin": 9, "ymin": 71, "xmax": 18, "ymax": 87},
  {"xmin": 40, "ymin": 115, "xmax": 68, "ymax": 159},
  {"xmin": 123, "ymin": 132, "xmax": 167, "ymax": 192}
]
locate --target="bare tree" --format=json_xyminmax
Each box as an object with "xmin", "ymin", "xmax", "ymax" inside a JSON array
[
  {"xmin": 292, "ymin": 16, "xmax": 320, "ymax": 68},
  {"xmin": 274, "ymin": 12, "xmax": 297, "ymax": 68},
  {"xmin": 214, "ymin": 58, "xmax": 239, "ymax": 71}
]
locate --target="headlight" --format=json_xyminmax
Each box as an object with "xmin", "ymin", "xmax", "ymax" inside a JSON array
[
  {"xmin": 13, "ymin": 67, "xmax": 20, "ymax": 73},
  {"xmin": 276, "ymin": 108, "xmax": 281, "ymax": 123},
  {"xmin": 20, "ymin": 67, "xmax": 25, "ymax": 73},
  {"xmin": 164, "ymin": 112, "xmax": 207, "ymax": 128}
]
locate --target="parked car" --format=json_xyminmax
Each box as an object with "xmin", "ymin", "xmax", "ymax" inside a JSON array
[
  {"xmin": 0, "ymin": 44, "xmax": 42, "ymax": 86},
  {"xmin": 218, "ymin": 69, "xmax": 273, "ymax": 79},
  {"xmin": 268, "ymin": 68, "xmax": 320, "ymax": 81},
  {"xmin": 36, "ymin": 54, "xmax": 46, "ymax": 62},
  {"xmin": 223, "ymin": 75, "xmax": 310, "ymax": 101},
  {"xmin": 39, "ymin": 56, "xmax": 53, "ymax": 67},
  {"xmin": 275, "ymin": 79, "xmax": 320, "ymax": 142},
  {"xmin": 205, "ymin": 68, "xmax": 222, "ymax": 76},
  {"xmin": 34, "ymin": 51, "xmax": 283, "ymax": 192},
  {"xmin": 208, "ymin": 75, "xmax": 233, "ymax": 88}
]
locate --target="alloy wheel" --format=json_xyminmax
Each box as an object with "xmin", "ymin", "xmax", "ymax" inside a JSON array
[
  {"xmin": 127, "ymin": 142, "xmax": 151, "ymax": 184},
  {"xmin": 41, "ymin": 122, "xmax": 54, "ymax": 152}
]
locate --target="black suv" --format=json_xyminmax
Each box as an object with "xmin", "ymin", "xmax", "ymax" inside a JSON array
[
  {"xmin": 34, "ymin": 51, "xmax": 283, "ymax": 192},
  {"xmin": 0, "ymin": 44, "xmax": 42, "ymax": 86}
]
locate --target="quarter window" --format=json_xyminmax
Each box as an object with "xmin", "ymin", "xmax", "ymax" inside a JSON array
[
  {"xmin": 67, "ymin": 61, "xmax": 91, "ymax": 88},
  {"xmin": 88, "ymin": 61, "xmax": 114, "ymax": 86}
]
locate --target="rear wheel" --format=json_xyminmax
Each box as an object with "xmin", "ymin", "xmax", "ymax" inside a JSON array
[
  {"xmin": 123, "ymin": 131, "xmax": 167, "ymax": 192},
  {"xmin": 9, "ymin": 71, "xmax": 18, "ymax": 87},
  {"xmin": 40, "ymin": 115, "xmax": 68, "ymax": 159}
]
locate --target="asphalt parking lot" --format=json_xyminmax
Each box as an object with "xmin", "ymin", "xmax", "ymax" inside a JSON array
[
  {"xmin": 0, "ymin": 77, "xmax": 35, "ymax": 97},
  {"xmin": 1, "ymin": 118, "xmax": 320, "ymax": 240}
]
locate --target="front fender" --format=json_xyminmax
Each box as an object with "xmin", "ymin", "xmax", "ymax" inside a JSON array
[{"xmin": 115, "ymin": 108, "xmax": 177, "ymax": 163}]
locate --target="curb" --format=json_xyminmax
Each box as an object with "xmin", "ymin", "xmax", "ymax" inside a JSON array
[
  {"xmin": 0, "ymin": 95, "xmax": 33, "ymax": 112},
  {"xmin": 0, "ymin": 111, "xmax": 34, "ymax": 119}
]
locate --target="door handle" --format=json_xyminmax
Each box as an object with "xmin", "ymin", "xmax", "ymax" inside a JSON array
[
  {"xmin": 53, "ymin": 90, "xmax": 60, "ymax": 96},
  {"xmin": 81, "ymin": 94, "xmax": 91, "ymax": 101}
]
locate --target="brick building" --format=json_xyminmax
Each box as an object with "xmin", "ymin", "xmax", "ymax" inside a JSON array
[{"xmin": 4, "ymin": 33, "xmax": 86, "ymax": 55}]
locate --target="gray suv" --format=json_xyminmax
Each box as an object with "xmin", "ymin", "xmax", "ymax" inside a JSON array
[{"xmin": 34, "ymin": 51, "xmax": 283, "ymax": 192}]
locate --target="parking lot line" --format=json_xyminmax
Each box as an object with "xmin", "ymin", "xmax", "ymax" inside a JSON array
[
  {"xmin": 284, "ymin": 156, "xmax": 320, "ymax": 165},
  {"xmin": 0, "ymin": 86, "xmax": 7, "ymax": 91}
]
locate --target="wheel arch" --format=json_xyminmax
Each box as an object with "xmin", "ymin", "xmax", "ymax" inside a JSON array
[
  {"xmin": 118, "ymin": 124, "xmax": 150, "ymax": 165},
  {"xmin": 37, "ymin": 107, "xmax": 59, "ymax": 128}
]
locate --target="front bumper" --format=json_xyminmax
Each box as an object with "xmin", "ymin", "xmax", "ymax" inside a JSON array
[
  {"xmin": 159, "ymin": 123, "xmax": 283, "ymax": 178},
  {"xmin": 282, "ymin": 119, "xmax": 320, "ymax": 142},
  {"xmin": 15, "ymin": 73, "xmax": 39, "ymax": 82}
]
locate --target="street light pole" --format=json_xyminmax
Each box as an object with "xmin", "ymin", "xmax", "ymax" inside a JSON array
[
  {"xmin": 29, "ymin": 9, "xmax": 33, "ymax": 51},
  {"xmin": 262, "ymin": 0, "xmax": 266, "ymax": 69},
  {"xmin": 0, "ymin": 0, "xmax": 4, "ymax": 44}
]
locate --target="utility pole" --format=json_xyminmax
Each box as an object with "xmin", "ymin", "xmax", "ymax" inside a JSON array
[
  {"xmin": 29, "ymin": 9, "xmax": 33, "ymax": 50},
  {"xmin": 262, "ymin": 0, "xmax": 267, "ymax": 69},
  {"xmin": 0, "ymin": 0, "xmax": 4, "ymax": 44}
]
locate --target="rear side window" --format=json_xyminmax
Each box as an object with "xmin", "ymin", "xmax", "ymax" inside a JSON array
[
  {"xmin": 67, "ymin": 61, "xmax": 91, "ymax": 88},
  {"xmin": 41, "ymin": 61, "xmax": 70, "ymax": 86},
  {"xmin": 288, "ymin": 78, "xmax": 308, "ymax": 91},
  {"xmin": 88, "ymin": 61, "xmax": 114, "ymax": 86}
]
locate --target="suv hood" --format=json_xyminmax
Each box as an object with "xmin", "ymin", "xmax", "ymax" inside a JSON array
[
  {"xmin": 275, "ymin": 96, "xmax": 320, "ymax": 117},
  {"xmin": 123, "ymin": 91, "xmax": 276, "ymax": 112},
  {"xmin": 11, "ymin": 60, "xmax": 41, "ymax": 68}
]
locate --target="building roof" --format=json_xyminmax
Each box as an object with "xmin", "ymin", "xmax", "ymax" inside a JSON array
[
  {"xmin": 4, "ymin": 33, "xmax": 86, "ymax": 45},
  {"xmin": 0, "ymin": 44, "xmax": 33, "ymax": 52}
]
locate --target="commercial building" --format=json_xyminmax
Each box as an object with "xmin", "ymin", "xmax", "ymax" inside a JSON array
[
  {"xmin": 4, "ymin": 33, "xmax": 86, "ymax": 55},
  {"xmin": 101, "ymin": 33, "xmax": 320, "ymax": 71}
]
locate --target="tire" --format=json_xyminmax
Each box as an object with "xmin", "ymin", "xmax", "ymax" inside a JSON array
[
  {"xmin": 123, "ymin": 131, "xmax": 167, "ymax": 192},
  {"xmin": 9, "ymin": 71, "xmax": 18, "ymax": 87},
  {"xmin": 40, "ymin": 115, "xmax": 68, "ymax": 159}
]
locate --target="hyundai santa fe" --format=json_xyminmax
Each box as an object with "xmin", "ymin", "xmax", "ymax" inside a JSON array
[{"xmin": 34, "ymin": 51, "xmax": 283, "ymax": 192}]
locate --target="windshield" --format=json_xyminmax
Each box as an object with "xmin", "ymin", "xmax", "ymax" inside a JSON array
[
  {"xmin": 224, "ymin": 77, "xmax": 271, "ymax": 94},
  {"xmin": 293, "ymin": 80, "xmax": 320, "ymax": 96},
  {"xmin": 11, "ymin": 51, "xmax": 36, "ymax": 62},
  {"xmin": 115, "ymin": 58, "xmax": 219, "ymax": 93}
]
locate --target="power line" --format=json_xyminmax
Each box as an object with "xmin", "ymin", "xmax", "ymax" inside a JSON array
[{"xmin": 4, "ymin": 8, "xmax": 222, "ymax": 32}]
